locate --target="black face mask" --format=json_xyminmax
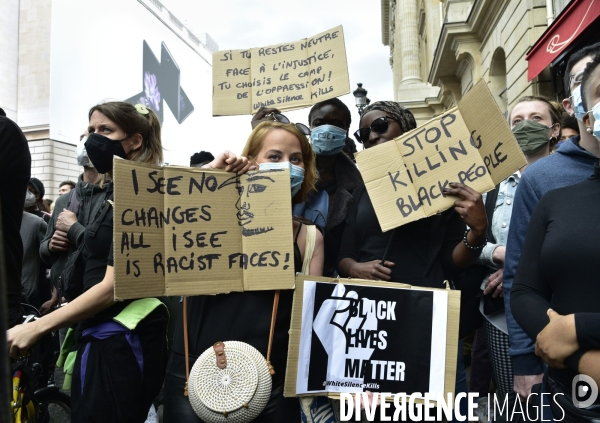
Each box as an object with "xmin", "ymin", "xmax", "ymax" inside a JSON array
[{"xmin": 84, "ymin": 133, "xmax": 128, "ymax": 173}]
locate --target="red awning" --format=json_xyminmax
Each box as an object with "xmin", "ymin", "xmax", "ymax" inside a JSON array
[{"xmin": 526, "ymin": 0, "xmax": 600, "ymax": 81}]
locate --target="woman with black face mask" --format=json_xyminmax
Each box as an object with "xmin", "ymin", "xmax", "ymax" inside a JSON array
[{"xmin": 6, "ymin": 101, "xmax": 253, "ymax": 423}]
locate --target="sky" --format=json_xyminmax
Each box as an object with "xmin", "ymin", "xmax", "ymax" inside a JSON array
[{"xmin": 159, "ymin": 0, "xmax": 394, "ymax": 158}]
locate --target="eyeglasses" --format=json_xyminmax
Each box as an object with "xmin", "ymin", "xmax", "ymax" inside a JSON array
[
  {"xmin": 353, "ymin": 116, "xmax": 396, "ymax": 144},
  {"xmin": 568, "ymin": 70, "xmax": 584, "ymax": 94},
  {"xmin": 265, "ymin": 112, "xmax": 311, "ymax": 135}
]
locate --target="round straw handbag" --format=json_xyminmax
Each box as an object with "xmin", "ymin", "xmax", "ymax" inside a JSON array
[{"xmin": 188, "ymin": 341, "xmax": 272, "ymax": 422}]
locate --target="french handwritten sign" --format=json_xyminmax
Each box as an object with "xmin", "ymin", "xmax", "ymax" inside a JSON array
[
  {"xmin": 113, "ymin": 160, "xmax": 294, "ymax": 299},
  {"xmin": 212, "ymin": 26, "xmax": 350, "ymax": 116},
  {"xmin": 355, "ymin": 80, "xmax": 527, "ymax": 232}
]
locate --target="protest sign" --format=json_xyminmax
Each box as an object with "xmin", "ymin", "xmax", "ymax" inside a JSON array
[
  {"xmin": 355, "ymin": 80, "xmax": 527, "ymax": 232},
  {"xmin": 113, "ymin": 159, "xmax": 294, "ymax": 299},
  {"xmin": 212, "ymin": 26, "xmax": 350, "ymax": 116},
  {"xmin": 285, "ymin": 276, "xmax": 460, "ymax": 402}
]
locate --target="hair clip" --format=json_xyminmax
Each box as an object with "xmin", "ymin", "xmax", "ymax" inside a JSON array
[{"xmin": 134, "ymin": 104, "xmax": 150, "ymax": 115}]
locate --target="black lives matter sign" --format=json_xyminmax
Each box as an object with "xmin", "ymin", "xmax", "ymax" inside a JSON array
[{"xmin": 294, "ymin": 281, "xmax": 449, "ymax": 396}]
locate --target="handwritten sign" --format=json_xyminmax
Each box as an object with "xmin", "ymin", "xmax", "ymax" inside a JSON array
[
  {"xmin": 285, "ymin": 276, "xmax": 460, "ymax": 400},
  {"xmin": 212, "ymin": 26, "xmax": 350, "ymax": 116},
  {"xmin": 113, "ymin": 160, "xmax": 294, "ymax": 299},
  {"xmin": 355, "ymin": 80, "xmax": 527, "ymax": 232}
]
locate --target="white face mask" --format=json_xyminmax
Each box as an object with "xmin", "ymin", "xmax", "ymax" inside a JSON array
[
  {"xmin": 76, "ymin": 136, "xmax": 94, "ymax": 167},
  {"xmin": 24, "ymin": 190, "xmax": 36, "ymax": 208}
]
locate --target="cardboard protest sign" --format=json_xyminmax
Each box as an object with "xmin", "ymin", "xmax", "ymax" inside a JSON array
[
  {"xmin": 113, "ymin": 159, "xmax": 294, "ymax": 299},
  {"xmin": 285, "ymin": 276, "xmax": 460, "ymax": 402},
  {"xmin": 355, "ymin": 80, "xmax": 527, "ymax": 232},
  {"xmin": 212, "ymin": 26, "xmax": 350, "ymax": 116}
]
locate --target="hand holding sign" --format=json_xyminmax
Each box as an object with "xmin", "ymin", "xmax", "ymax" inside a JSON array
[
  {"xmin": 251, "ymin": 106, "xmax": 282, "ymax": 129},
  {"xmin": 443, "ymin": 182, "xmax": 487, "ymax": 236},
  {"xmin": 348, "ymin": 260, "xmax": 396, "ymax": 281},
  {"xmin": 356, "ymin": 81, "xmax": 527, "ymax": 232},
  {"xmin": 204, "ymin": 150, "xmax": 255, "ymax": 173},
  {"xmin": 113, "ymin": 159, "xmax": 295, "ymax": 298}
]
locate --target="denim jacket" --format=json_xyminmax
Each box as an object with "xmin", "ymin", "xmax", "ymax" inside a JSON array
[
  {"xmin": 480, "ymin": 173, "xmax": 520, "ymax": 268},
  {"xmin": 478, "ymin": 173, "xmax": 519, "ymax": 334}
]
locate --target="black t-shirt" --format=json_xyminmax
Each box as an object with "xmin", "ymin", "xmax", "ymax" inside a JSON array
[
  {"xmin": 338, "ymin": 184, "xmax": 464, "ymax": 287},
  {"xmin": 512, "ymin": 165, "xmax": 600, "ymax": 389},
  {"xmin": 79, "ymin": 196, "xmax": 130, "ymax": 331},
  {"xmin": 172, "ymin": 234, "xmax": 303, "ymax": 387},
  {"xmin": 0, "ymin": 116, "xmax": 31, "ymax": 326}
]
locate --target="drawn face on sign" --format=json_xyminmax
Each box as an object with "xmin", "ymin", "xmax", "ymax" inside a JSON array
[{"xmin": 236, "ymin": 171, "xmax": 277, "ymax": 237}]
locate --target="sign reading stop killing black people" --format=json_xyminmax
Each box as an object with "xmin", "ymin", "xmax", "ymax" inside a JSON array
[
  {"xmin": 286, "ymin": 277, "xmax": 460, "ymax": 400},
  {"xmin": 355, "ymin": 80, "xmax": 527, "ymax": 232},
  {"xmin": 212, "ymin": 26, "xmax": 350, "ymax": 116},
  {"xmin": 112, "ymin": 159, "xmax": 295, "ymax": 299}
]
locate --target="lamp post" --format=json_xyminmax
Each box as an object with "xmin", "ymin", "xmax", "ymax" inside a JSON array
[{"xmin": 352, "ymin": 83, "xmax": 370, "ymax": 115}]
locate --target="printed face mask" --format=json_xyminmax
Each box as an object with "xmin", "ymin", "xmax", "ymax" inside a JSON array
[
  {"xmin": 76, "ymin": 136, "xmax": 94, "ymax": 168},
  {"xmin": 310, "ymin": 125, "xmax": 347, "ymax": 156},
  {"xmin": 571, "ymin": 85, "xmax": 586, "ymax": 122},
  {"xmin": 258, "ymin": 161, "xmax": 305, "ymax": 198},
  {"xmin": 24, "ymin": 190, "xmax": 36, "ymax": 208},
  {"xmin": 589, "ymin": 102, "xmax": 600, "ymax": 141},
  {"xmin": 84, "ymin": 133, "xmax": 128, "ymax": 173},
  {"xmin": 512, "ymin": 120, "xmax": 552, "ymax": 155}
]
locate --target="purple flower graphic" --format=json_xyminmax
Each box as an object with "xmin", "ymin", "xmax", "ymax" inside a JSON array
[{"xmin": 140, "ymin": 71, "xmax": 160, "ymax": 111}]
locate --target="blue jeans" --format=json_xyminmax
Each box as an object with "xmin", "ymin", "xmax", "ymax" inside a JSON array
[{"xmin": 453, "ymin": 339, "xmax": 469, "ymax": 422}]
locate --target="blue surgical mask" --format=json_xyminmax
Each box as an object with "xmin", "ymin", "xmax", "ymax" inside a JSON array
[
  {"xmin": 571, "ymin": 85, "xmax": 586, "ymax": 122},
  {"xmin": 258, "ymin": 162, "xmax": 305, "ymax": 198},
  {"xmin": 310, "ymin": 125, "xmax": 347, "ymax": 156},
  {"xmin": 589, "ymin": 102, "xmax": 600, "ymax": 141}
]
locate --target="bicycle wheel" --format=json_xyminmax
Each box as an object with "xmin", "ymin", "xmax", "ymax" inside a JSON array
[{"xmin": 37, "ymin": 390, "xmax": 70, "ymax": 423}]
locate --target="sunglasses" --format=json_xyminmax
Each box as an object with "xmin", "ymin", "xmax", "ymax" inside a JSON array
[
  {"xmin": 353, "ymin": 116, "xmax": 396, "ymax": 144},
  {"xmin": 265, "ymin": 112, "xmax": 311, "ymax": 136}
]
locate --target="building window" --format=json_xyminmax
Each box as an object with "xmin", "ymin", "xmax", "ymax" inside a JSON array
[{"xmin": 490, "ymin": 48, "xmax": 507, "ymax": 116}]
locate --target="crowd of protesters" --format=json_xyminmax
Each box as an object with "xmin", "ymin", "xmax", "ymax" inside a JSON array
[{"xmin": 3, "ymin": 41, "xmax": 600, "ymax": 423}]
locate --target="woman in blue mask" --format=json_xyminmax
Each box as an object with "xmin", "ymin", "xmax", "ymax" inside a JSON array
[
  {"xmin": 163, "ymin": 120, "xmax": 324, "ymax": 422},
  {"xmin": 511, "ymin": 53, "xmax": 600, "ymax": 421}
]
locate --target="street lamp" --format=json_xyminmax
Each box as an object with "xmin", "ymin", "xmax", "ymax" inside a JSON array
[{"xmin": 353, "ymin": 83, "xmax": 370, "ymax": 115}]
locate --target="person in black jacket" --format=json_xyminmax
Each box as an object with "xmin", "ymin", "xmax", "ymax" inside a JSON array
[
  {"xmin": 0, "ymin": 109, "xmax": 31, "ymax": 327},
  {"xmin": 337, "ymin": 100, "xmax": 487, "ymax": 422},
  {"xmin": 38, "ymin": 132, "xmax": 106, "ymax": 315},
  {"xmin": 511, "ymin": 53, "xmax": 600, "ymax": 420}
]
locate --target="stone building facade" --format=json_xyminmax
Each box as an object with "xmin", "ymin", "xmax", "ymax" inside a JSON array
[
  {"xmin": 381, "ymin": 0, "xmax": 572, "ymax": 124},
  {"xmin": 1, "ymin": 0, "xmax": 213, "ymax": 201}
]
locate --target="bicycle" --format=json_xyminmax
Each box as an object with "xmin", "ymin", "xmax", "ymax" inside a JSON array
[{"xmin": 10, "ymin": 306, "xmax": 71, "ymax": 423}]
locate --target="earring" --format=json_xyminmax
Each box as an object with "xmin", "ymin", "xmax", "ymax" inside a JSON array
[{"xmin": 587, "ymin": 127, "xmax": 593, "ymax": 134}]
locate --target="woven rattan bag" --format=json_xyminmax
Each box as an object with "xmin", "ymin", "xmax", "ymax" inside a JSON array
[
  {"xmin": 184, "ymin": 224, "xmax": 317, "ymax": 422},
  {"xmin": 188, "ymin": 340, "xmax": 272, "ymax": 422}
]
